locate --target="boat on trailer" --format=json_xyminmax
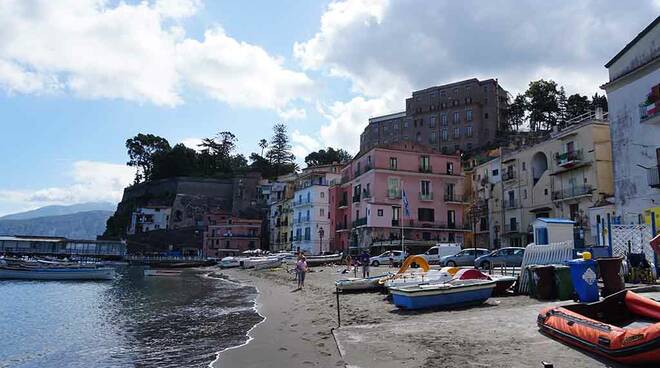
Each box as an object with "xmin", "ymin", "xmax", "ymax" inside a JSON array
[
  {"xmin": 537, "ymin": 287, "xmax": 660, "ymax": 365},
  {"xmin": 389, "ymin": 279, "xmax": 496, "ymax": 310}
]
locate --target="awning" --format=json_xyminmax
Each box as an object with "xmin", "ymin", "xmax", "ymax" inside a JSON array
[{"xmin": 529, "ymin": 207, "xmax": 552, "ymax": 213}]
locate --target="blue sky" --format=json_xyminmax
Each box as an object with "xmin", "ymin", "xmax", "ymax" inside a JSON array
[{"xmin": 0, "ymin": 0, "xmax": 658, "ymax": 216}]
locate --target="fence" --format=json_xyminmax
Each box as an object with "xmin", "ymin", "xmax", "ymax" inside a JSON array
[
  {"xmin": 516, "ymin": 240, "xmax": 574, "ymax": 294},
  {"xmin": 611, "ymin": 224, "xmax": 657, "ymax": 278}
]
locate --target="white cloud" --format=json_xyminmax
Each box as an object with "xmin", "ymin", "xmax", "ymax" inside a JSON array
[
  {"xmin": 0, "ymin": 0, "xmax": 313, "ymax": 116},
  {"xmin": 291, "ymin": 129, "xmax": 322, "ymax": 161},
  {"xmin": 0, "ymin": 161, "xmax": 135, "ymax": 215},
  {"xmin": 181, "ymin": 137, "xmax": 204, "ymax": 151},
  {"xmin": 295, "ymin": 0, "xmax": 659, "ymax": 152}
]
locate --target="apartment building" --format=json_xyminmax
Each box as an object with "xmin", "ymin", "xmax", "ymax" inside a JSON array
[
  {"xmin": 203, "ymin": 217, "xmax": 262, "ymax": 258},
  {"xmin": 470, "ymin": 114, "xmax": 614, "ymax": 248},
  {"xmin": 127, "ymin": 206, "xmax": 171, "ymax": 234},
  {"xmin": 292, "ymin": 164, "xmax": 342, "ymax": 254},
  {"xmin": 332, "ymin": 142, "xmax": 467, "ymax": 253},
  {"xmin": 267, "ymin": 174, "xmax": 297, "ymax": 252},
  {"xmin": 359, "ymin": 78, "xmax": 509, "ymax": 155},
  {"xmin": 602, "ymin": 16, "xmax": 660, "ymax": 224}
]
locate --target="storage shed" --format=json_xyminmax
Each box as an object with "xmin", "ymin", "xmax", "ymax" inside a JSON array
[{"xmin": 533, "ymin": 218, "xmax": 575, "ymax": 245}]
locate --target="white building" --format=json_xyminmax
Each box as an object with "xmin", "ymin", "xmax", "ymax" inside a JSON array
[
  {"xmin": 292, "ymin": 164, "xmax": 341, "ymax": 254},
  {"xmin": 602, "ymin": 16, "xmax": 660, "ymax": 225},
  {"xmin": 128, "ymin": 206, "xmax": 171, "ymax": 234}
]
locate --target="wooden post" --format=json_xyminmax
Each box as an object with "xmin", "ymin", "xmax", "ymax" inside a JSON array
[{"xmin": 335, "ymin": 286, "xmax": 341, "ymax": 327}]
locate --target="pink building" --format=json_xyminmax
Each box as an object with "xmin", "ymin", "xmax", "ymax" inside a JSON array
[
  {"xmin": 203, "ymin": 217, "xmax": 262, "ymax": 258},
  {"xmin": 332, "ymin": 142, "xmax": 467, "ymax": 254}
]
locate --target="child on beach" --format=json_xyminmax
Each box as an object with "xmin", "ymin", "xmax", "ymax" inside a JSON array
[{"xmin": 295, "ymin": 255, "xmax": 308, "ymax": 289}]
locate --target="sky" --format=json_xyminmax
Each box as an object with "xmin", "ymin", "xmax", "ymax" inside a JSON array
[{"xmin": 0, "ymin": 0, "xmax": 658, "ymax": 216}]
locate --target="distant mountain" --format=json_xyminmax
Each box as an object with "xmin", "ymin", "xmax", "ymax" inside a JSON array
[
  {"xmin": 0, "ymin": 210, "xmax": 114, "ymax": 240},
  {"xmin": 0, "ymin": 202, "xmax": 116, "ymax": 221}
]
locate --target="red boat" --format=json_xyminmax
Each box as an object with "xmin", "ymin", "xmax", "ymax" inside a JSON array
[{"xmin": 537, "ymin": 288, "xmax": 660, "ymax": 365}]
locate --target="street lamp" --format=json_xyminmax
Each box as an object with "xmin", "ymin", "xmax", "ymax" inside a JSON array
[{"xmin": 318, "ymin": 227, "xmax": 325, "ymax": 255}]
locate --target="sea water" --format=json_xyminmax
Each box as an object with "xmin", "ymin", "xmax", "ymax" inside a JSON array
[{"xmin": 0, "ymin": 267, "xmax": 262, "ymax": 368}]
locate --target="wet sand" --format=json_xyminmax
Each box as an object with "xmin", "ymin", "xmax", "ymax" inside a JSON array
[{"xmin": 214, "ymin": 265, "xmax": 633, "ymax": 368}]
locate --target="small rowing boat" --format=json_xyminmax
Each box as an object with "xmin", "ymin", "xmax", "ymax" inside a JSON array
[
  {"xmin": 0, "ymin": 265, "xmax": 115, "ymax": 280},
  {"xmin": 144, "ymin": 269, "xmax": 183, "ymax": 277},
  {"xmin": 389, "ymin": 279, "xmax": 496, "ymax": 310},
  {"xmin": 306, "ymin": 254, "xmax": 342, "ymax": 267},
  {"xmin": 335, "ymin": 273, "xmax": 393, "ymax": 292}
]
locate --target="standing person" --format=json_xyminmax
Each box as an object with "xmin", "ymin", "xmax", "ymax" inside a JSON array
[
  {"xmin": 295, "ymin": 255, "xmax": 308, "ymax": 289},
  {"xmin": 359, "ymin": 250, "xmax": 370, "ymax": 278},
  {"xmin": 345, "ymin": 255, "xmax": 352, "ymax": 273}
]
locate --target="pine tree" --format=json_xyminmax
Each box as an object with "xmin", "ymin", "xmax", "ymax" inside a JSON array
[{"xmin": 266, "ymin": 123, "xmax": 296, "ymax": 176}]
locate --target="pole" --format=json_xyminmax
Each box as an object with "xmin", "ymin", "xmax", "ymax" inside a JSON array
[
  {"xmin": 607, "ymin": 213, "xmax": 613, "ymax": 257},
  {"xmin": 651, "ymin": 211, "xmax": 658, "ymax": 275},
  {"xmin": 336, "ymin": 286, "xmax": 341, "ymax": 327}
]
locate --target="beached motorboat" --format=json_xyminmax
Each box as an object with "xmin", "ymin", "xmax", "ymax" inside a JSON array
[
  {"xmin": 389, "ymin": 279, "xmax": 496, "ymax": 310},
  {"xmin": 537, "ymin": 288, "xmax": 660, "ymax": 365},
  {"xmin": 0, "ymin": 265, "xmax": 115, "ymax": 280},
  {"xmin": 383, "ymin": 269, "xmax": 454, "ymax": 289},
  {"xmin": 219, "ymin": 257, "xmax": 241, "ymax": 269},
  {"xmin": 452, "ymin": 269, "xmax": 517, "ymax": 295},
  {"xmin": 144, "ymin": 269, "xmax": 183, "ymax": 277},
  {"xmin": 335, "ymin": 273, "xmax": 393, "ymax": 292},
  {"xmin": 305, "ymin": 254, "xmax": 342, "ymax": 267}
]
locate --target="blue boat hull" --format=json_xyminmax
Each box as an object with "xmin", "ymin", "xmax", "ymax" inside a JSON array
[{"xmin": 391, "ymin": 282, "xmax": 495, "ymax": 310}]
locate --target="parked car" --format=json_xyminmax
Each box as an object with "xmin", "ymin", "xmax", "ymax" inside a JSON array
[
  {"xmin": 370, "ymin": 250, "xmax": 407, "ymax": 266},
  {"xmin": 439, "ymin": 248, "xmax": 490, "ymax": 266},
  {"xmin": 474, "ymin": 247, "xmax": 526, "ymax": 269},
  {"xmin": 421, "ymin": 244, "xmax": 462, "ymax": 264}
]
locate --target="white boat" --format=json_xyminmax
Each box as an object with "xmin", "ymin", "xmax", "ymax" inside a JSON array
[
  {"xmin": 0, "ymin": 266, "xmax": 115, "ymax": 280},
  {"xmin": 335, "ymin": 273, "xmax": 393, "ymax": 291},
  {"xmin": 144, "ymin": 269, "xmax": 183, "ymax": 277},
  {"xmin": 306, "ymin": 254, "xmax": 342, "ymax": 267},
  {"xmin": 219, "ymin": 257, "xmax": 241, "ymax": 269},
  {"xmin": 383, "ymin": 269, "xmax": 454, "ymax": 289},
  {"xmin": 252, "ymin": 257, "xmax": 283, "ymax": 270}
]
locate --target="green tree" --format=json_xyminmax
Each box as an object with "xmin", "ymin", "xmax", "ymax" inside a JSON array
[
  {"xmin": 591, "ymin": 93, "xmax": 608, "ymax": 112},
  {"xmin": 508, "ymin": 93, "xmax": 527, "ymax": 131},
  {"xmin": 125, "ymin": 133, "xmax": 171, "ymax": 183},
  {"xmin": 266, "ymin": 123, "xmax": 296, "ymax": 176},
  {"xmin": 151, "ymin": 143, "xmax": 199, "ymax": 180},
  {"xmin": 524, "ymin": 79, "xmax": 562, "ymax": 131},
  {"xmin": 565, "ymin": 93, "xmax": 590, "ymax": 120},
  {"xmin": 258, "ymin": 138, "xmax": 268, "ymax": 156},
  {"xmin": 304, "ymin": 147, "xmax": 352, "ymax": 167},
  {"xmin": 199, "ymin": 131, "xmax": 239, "ymax": 174}
]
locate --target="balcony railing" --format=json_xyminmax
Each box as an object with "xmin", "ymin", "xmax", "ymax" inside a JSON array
[
  {"xmin": 419, "ymin": 165, "xmax": 433, "ymax": 173},
  {"xmin": 352, "ymin": 194, "xmax": 361, "ymax": 202},
  {"xmin": 504, "ymin": 223, "xmax": 520, "ymax": 233},
  {"xmin": 396, "ymin": 220, "xmax": 470, "ymax": 230},
  {"xmin": 362, "ymin": 190, "xmax": 372, "ymax": 199},
  {"xmin": 647, "ymin": 165, "xmax": 660, "ymax": 188},
  {"xmin": 502, "ymin": 170, "xmax": 516, "ymax": 181},
  {"xmin": 419, "ymin": 192, "xmax": 433, "ymax": 201},
  {"xmin": 338, "ymin": 198, "xmax": 348, "ymax": 208},
  {"xmin": 387, "ymin": 189, "xmax": 402, "ymax": 199},
  {"xmin": 552, "ymin": 185, "xmax": 593, "ymax": 201},
  {"xmin": 444, "ymin": 193, "xmax": 466, "ymax": 203},
  {"xmin": 352, "ymin": 217, "xmax": 367, "ymax": 227},
  {"xmin": 391, "ymin": 219, "xmax": 400, "ymax": 227},
  {"xmin": 504, "ymin": 198, "xmax": 519, "ymax": 209},
  {"xmin": 555, "ymin": 149, "xmax": 584, "ymax": 167},
  {"xmin": 335, "ymin": 223, "xmax": 348, "ymax": 231}
]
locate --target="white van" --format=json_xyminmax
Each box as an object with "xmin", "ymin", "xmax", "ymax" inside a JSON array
[{"xmin": 421, "ymin": 243, "xmax": 462, "ymax": 264}]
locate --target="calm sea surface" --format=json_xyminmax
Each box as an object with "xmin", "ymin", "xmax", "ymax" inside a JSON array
[{"xmin": 0, "ymin": 267, "xmax": 262, "ymax": 368}]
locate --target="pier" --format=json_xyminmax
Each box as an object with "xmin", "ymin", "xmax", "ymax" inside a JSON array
[{"xmin": 0, "ymin": 235, "xmax": 126, "ymax": 259}]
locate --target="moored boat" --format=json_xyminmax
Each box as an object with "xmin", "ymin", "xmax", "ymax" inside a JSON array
[
  {"xmin": 219, "ymin": 256, "xmax": 241, "ymax": 269},
  {"xmin": 537, "ymin": 288, "xmax": 660, "ymax": 365},
  {"xmin": 335, "ymin": 273, "xmax": 393, "ymax": 292},
  {"xmin": 144, "ymin": 269, "xmax": 183, "ymax": 277},
  {"xmin": 0, "ymin": 265, "xmax": 115, "ymax": 280},
  {"xmin": 305, "ymin": 254, "xmax": 342, "ymax": 267},
  {"xmin": 389, "ymin": 279, "xmax": 496, "ymax": 310}
]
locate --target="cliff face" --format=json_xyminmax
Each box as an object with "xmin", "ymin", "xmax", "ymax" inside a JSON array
[{"xmin": 0, "ymin": 210, "xmax": 113, "ymax": 240}]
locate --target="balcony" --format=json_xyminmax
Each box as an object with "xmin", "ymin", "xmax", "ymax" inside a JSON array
[
  {"xmin": 419, "ymin": 165, "xmax": 433, "ymax": 173},
  {"xmin": 552, "ymin": 185, "xmax": 593, "ymax": 201},
  {"xmin": 362, "ymin": 190, "xmax": 372, "ymax": 200},
  {"xmin": 338, "ymin": 198, "xmax": 348, "ymax": 208},
  {"xmin": 504, "ymin": 222, "xmax": 520, "ymax": 233},
  {"xmin": 387, "ymin": 189, "xmax": 402, "ymax": 199},
  {"xmin": 502, "ymin": 170, "xmax": 516, "ymax": 181},
  {"xmin": 352, "ymin": 193, "xmax": 361, "ymax": 203},
  {"xmin": 504, "ymin": 198, "xmax": 519, "ymax": 209},
  {"xmin": 444, "ymin": 193, "xmax": 467, "ymax": 203},
  {"xmin": 555, "ymin": 149, "xmax": 584, "ymax": 167},
  {"xmin": 398, "ymin": 220, "xmax": 470, "ymax": 230},
  {"xmin": 647, "ymin": 165, "xmax": 660, "ymax": 188},
  {"xmin": 415, "ymin": 192, "xmax": 431, "ymax": 201},
  {"xmin": 352, "ymin": 217, "xmax": 367, "ymax": 228},
  {"xmin": 293, "ymin": 198, "xmax": 311, "ymax": 207},
  {"xmin": 335, "ymin": 223, "xmax": 348, "ymax": 231}
]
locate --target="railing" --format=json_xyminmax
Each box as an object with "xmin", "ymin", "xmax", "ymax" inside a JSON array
[
  {"xmin": 419, "ymin": 165, "xmax": 433, "ymax": 173},
  {"xmin": 362, "ymin": 190, "xmax": 372, "ymax": 199},
  {"xmin": 397, "ymin": 220, "xmax": 470, "ymax": 230},
  {"xmin": 555, "ymin": 149, "xmax": 584, "ymax": 166},
  {"xmin": 419, "ymin": 192, "xmax": 434, "ymax": 201},
  {"xmin": 335, "ymin": 223, "xmax": 348, "ymax": 231},
  {"xmin": 502, "ymin": 170, "xmax": 516, "ymax": 181},
  {"xmin": 352, "ymin": 217, "xmax": 367, "ymax": 227},
  {"xmin": 647, "ymin": 165, "xmax": 660, "ymax": 188},
  {"xmin": 551, "ymin": 185, "xmax": 593, "ymax": 200},
  {"xmin": 354, "ymin": 168, "xmax": 361, "ymax": 177},
  {"xmin": 338, "ymin": 198, "xmax": 348, "ymax": 207},
  {"xmin": 293, "ymin": 198, "xmax": 311, "ymax": 206},
  {"xmin": 391, "ymin": 219, "xmax": 400, "ymax": 227},
  {"xmin": 352, "ymin": 194, "xmax": 361, "ymax": 202},
  {"xmin": 444, "ymin": 193, "xmax": 466, "ymax": 203},
  {"xmin": 387, "ymin": 189, "xmax": 402, "ymax": 199},
  {"xmin": 504, "ymin": 223, "xmax": 520, "ymax": 233},
  {"xmin": 504, "ymin": 198, "xmax": 519, "ymax": 209}
]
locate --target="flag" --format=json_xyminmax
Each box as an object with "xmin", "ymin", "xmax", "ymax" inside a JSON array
[{"xmin": 401, "ymin": 186, "xmax": 411, "ymax": 219}]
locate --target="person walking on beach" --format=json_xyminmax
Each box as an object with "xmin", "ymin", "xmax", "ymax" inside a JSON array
[
  {"xmin": 295, "ymin": 255, "xmax": 308, "ymax": 289},
  {"xmin": 359, "ymin": 250, "xmax": 370, "ymax": 278}
]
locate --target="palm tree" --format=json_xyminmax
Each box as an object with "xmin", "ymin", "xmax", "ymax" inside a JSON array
[{"xmin": 259, "ymin": 138, "xmax": 268, "ymax": 156}]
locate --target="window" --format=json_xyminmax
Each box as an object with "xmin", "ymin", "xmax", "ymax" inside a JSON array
[
  {"xmin": 484, "ymin": 112, "xmax": 489, "ymax": 119},
  {"xmin": 465, "ymin": 86, "xmax": 471, "ymax": 96},
  {"xmin": 389, "ymin": 157, "xmax": 397, "ymax": 169},
  {"xmin": 544, "ymin": 188, "xmax": 548, "ymax": 195},
  {"xmin": 377, "ymin": 209, "xmax": 383, "ymax": 216},
  {"xmin": 447, "ymin": 210, "xmax": 456, "ymax": 226},
  {"xmin": 467, "ymin": 143, "xmax": 473, "ymax": 150},
  {"xmin": 466, "ymin": 109, "xmax": 473, "ymax": 122},
  {"xmin": 430, "ymin": 116, "xmax": 437, "ymax": 128},
  {"xmin": 440, "ymin": 91, "xmax": 446, "ymax": 98},
  {"xmin": 420, "ymin": 155, "xmax": 431, "ymax": 171},
  {"xmin": 420, "ymin": 180, "xmax": 431, "ymax": 196},
  {"xmin": 523, "ymin": 189, "xmax": 527, "ymax": 199},
  {"xmin": 418, "ymin": 208, "xmax": 435, "ymax": 222},
  {"xmin": 388, "ymin": 177, "xmax": 401, "ymax": 198},
  {"xmin": 304, "ymin": 227, "xmax": 311, "ymax": 241},
  {"xmin": 492, "ymin": 169, "xmax": 499, "ymax": 176},
  {"xmin": 392, "ymin": 206, "xmax": 400, "ymax": 220},
  {"xmin": 453, "ymin": 88, "xmax": 458, "ymax": 96},
  {"xmin": 416, "ymin": 132, "xmax": 422, "ymax": 142},
  {"xmin": 522, "ymin": 162, "xmax": 526, "ymax": 171},
  {"xmin": 320, "ymin": 208, "xmax": 325, "ymax": 217},
  {"xmin": 441, "ymin": 129, "xmax": 448, "ymax": 141},
  {"xmin": 453, "ymin": 127, "xmax": 460, "ymax": 138},
  {"xmin": 441, "ymin": 112, "xmax": 447, "ymax": 125},
  {"xmin": 306, "ymin": 209, "xmax": 310, "ymax": 221},
  {"xmin": 419, "ymin": 118, "xmax": 423, "ymax": 127},
  {"xmin": 320, "ymin": 192, "xmax": 325, "ymax": 198},
  {"xmin": 453, "ymin": 111, "xmax": 460, "ymax": 124},
  {"xmin": 466, "ymin": 126, "xmax": 473, "ymax": 137},
  {"xmin": 446, "ymin": 162, "xmax": 454, "ymax": 175},
  {"xmin": 404, "ymin": 121, "xmax": 409, "ymax": 128}
]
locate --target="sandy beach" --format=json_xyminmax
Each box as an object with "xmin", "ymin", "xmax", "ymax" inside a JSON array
[{"xmin": 213, "ymin": 265, "xmax": 635, "ymax": 368}]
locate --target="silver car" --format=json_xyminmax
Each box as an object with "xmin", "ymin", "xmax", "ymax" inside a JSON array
[{"xmin": 440, "ymin": 248, "xmax": 490, "ymax": 266}]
